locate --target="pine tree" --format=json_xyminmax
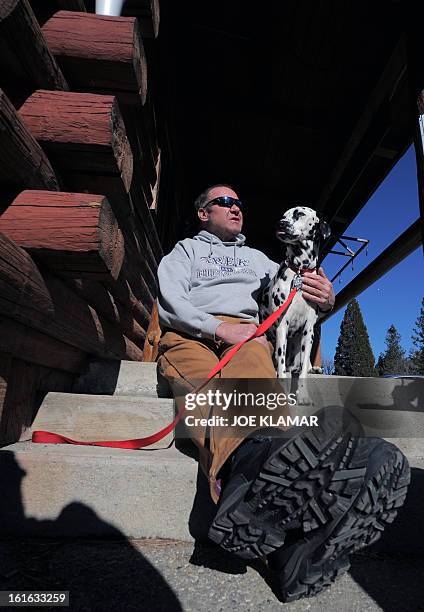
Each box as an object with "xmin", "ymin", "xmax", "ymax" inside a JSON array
[
  {"xmin": 334, "ymin": 298, "xmax": 377, "ymax": 376},
  {"xmin": 411, "ymin": 298, "xmax": 424, "ymax": 374},
  {"xmin": 377, "ymin": 324, "xmax": 407, "ymax": 375}
]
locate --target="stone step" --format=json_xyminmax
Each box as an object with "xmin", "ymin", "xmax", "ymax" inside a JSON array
[
  {"xmin": 0, "ymin": 438, "xmax": 422, "ymax": 550},
  {"xmin": 22, "ymin": 392, "xmax": 175, "ymax": 447},
  {"xmin": 72, "ymin": 360, "xmax": 167, "ymax": 397},
  {"xmin": 0, "ymin": 441, "xmax": 212, "ymax": 542}
]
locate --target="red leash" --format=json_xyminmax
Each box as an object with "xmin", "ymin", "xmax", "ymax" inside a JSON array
[{"xmin": 32, "ymin": 288, "xmax": 298, "ymax": 448}]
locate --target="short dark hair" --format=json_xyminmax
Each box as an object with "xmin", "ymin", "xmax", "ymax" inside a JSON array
[{"xmin": 194, "ymin": 184, "xmax": 236, "ymax": 211}]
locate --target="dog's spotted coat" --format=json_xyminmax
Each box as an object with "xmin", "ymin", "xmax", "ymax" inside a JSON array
[{"xmin": 259, "ymin": 206, "xmax": 330, "ymax": 378}]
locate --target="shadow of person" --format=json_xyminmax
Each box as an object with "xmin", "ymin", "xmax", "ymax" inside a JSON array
[
  {"xmin": 328, "ymin": 377, "xmax": 424, "ymax": 610},
  {"xmin": 347, "ymin": 465, "xmax": 424, "ymax": 612},
  {"xmin": 0, "ymin": 451, "xmax": 183, "ymax": 611}
]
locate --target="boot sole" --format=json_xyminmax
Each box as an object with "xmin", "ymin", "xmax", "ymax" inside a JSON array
[
  {"xmin": 209, "ymin": 407, "xmax": 365, "ymax": 558},
  {"xmin": 271, "ymin": 440, "xmax": 410, "ymax": 602}
]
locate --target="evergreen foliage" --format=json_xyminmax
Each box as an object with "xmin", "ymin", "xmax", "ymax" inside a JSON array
[
  {"xmin": 376, "ymin": 324, "xmax": 407, "ymax": 375},
  {"xmin": 334, "ymin": 298, "xmax": 377, "ymax": 376},
  {"xmin": 410, "ymin": 298, "xmax": 424, "ymax": 374}
]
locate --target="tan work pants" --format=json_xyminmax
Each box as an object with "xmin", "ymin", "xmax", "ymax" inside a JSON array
[{"xmin": 157, "ymin": 315, "xmax": 289, "ymax": 503}]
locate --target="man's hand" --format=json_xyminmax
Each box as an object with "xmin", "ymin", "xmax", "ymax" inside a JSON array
[
  {"xmin": 215, "ymin": 322, "xmax": 269, "ymax": 347},
  {"xmin": 301, "ymin": 267, "xmax": 335, "ymax": 312}
]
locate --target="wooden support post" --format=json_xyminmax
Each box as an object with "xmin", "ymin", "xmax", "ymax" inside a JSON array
[
  {"xmin": 0, "ymin": 90, "xmax": 60, "ymax": 192},
  {"xmin": 0, "ymin": 190, "xmax": 125, "ymax": 280},
  {"xmin": 0, "ymin": 0, "xmax": 68, "ymax": 105},
  {"xmin": 42, "ymin": 11, "xmax": 147, "ymax": 105},
  {"xmin": 142, "ymin": 300, "xmax": 161, "ymax": 362}
]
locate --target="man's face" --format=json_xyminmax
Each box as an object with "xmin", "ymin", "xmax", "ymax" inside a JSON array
[{"xmin": 197, "ymin": 186, "xmax": 243, "ymax": 241}]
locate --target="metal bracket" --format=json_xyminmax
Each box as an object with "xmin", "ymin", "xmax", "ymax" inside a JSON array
[{"xmin": 327, "ymin": 235, "xmax": 370, "ymax": 282}]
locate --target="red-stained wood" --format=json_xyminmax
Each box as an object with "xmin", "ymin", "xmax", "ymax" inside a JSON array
[
  {"xmin": 0, "ymin": 356, "xmax": 74, "ymax": 444},
  {"xmin": 129, "ymin": 166, "xmax": 163, "ymax": 262},
  {"xmin": 0, "ymin": 90, "xmax": 60, "ymax": 192},
  {"xmin": 122, "ymin": 0, "xmax": 159, "ymax": 38},
  {"xmin": 0, "ymin": 233, "xmax": 144, "ymax": 361},
  {"xmin": 58, "ymin": 171, "xmax": 161, "ymax": 270},
  {"xmin": 0, "ymin": 0, "xmax": 68, "ymax": 105},
  {"xmin": 43, "ymin": 11, "xmax": 147, "ymax": 105},
  {"xmin": 0, "ymin": 316, "xmax": 87, "ymax": 373},
  {"xmin": 121, "ymin": 101, "xmax": 157, "ymax": 195},
  {"xmin": 60, "ymin": 173, "xmax": 134, "ymax": 225},
  {"xmin": 117, "ymin": 253, "xmax": 155, "ymax": 308},
  {"xmin": 0, "ymin": 190, "xmax": 125, "ymax": 280},
  {"xmin": 19, "ymin": 90, "xmax": 133, "ymax": 192},
  {"xmin": 19, "ymin": 91, "xmax": 162, "ymax": 264},
  {"xmin": 66, "ymin": 278, "xmax": 147, "ymax": 348},
  {"xmin": 102, "ymin": 279, "xmax": 150, "ymax": 329}
]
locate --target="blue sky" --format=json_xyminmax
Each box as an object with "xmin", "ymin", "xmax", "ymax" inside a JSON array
[{"xmin": 321, "ymin": 146, "xmax": 423, "ymax": 363}]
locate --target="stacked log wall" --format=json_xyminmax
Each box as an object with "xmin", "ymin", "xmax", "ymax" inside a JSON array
[{"xmin": 0, "ymin": 3, "xmax": 166, "ymax": 443}]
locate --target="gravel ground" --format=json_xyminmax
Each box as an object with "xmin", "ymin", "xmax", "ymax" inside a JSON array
[{"xmin": 0, "ymin": 538, "xmax": 423, "ymax": 612}]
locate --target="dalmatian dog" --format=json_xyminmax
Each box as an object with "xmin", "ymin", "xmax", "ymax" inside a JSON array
[{"xmin": 259, "ymin": 206, "xmax": 331, "ymax": 383}]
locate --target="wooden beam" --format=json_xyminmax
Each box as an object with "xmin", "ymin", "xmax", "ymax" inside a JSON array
[
  {"xmin": 0, "ymin": 357, "xmax": 74, "ymax": 444},
  {"xmin": 0, "ymin": 0, "xmax": 68, "ymax": 105},
  {"xmin": 19, "ymin": 91, "xmax": 162, "ymax": 268},
  {"xmin": 412, "ymin": 97, "xmax": 424, "ymax": 249},
  {"xmin": 317, "ymin": 38, "xmax": 408, "ymax": 243},
  {"xmin": 0, "ymin": 316, "xmax": 87, "ymax": 373},
  {"xmin": 114, "ymin": 253, "xmax": 155, "ymax": 310},
  {"xmin": 0, "ymin": 233, "xmax": 144, "ymax": 361},
  {"xmin": 66, "ymin": 278, "xmax": 146, "ymax": 348},
  {"xmin": 28, "ymin": 0, "xmax": 86, "ymax": 26},
  {"xmin": 321, "ymin": 220, "xmax": 422, "ymax": 321},
  {"xmin": 122, "ymin": 0, "xmax": 159, "ymax": 38},
  {"xmin": 19, "ymin": 90, "xmax": 133, "ymax": 192},
  {"xmin": 42, "ymin": 11, "xmax": 147, "ymax": 104},
  {"xmin": 0, "ymin": 90, "xmax": 60, "ymax": 192},
  {"xmin": 105, "ymin": 277, "xmax": 151, "ymax": 331},
  {"xmin": 0, "ymin": 190, "xmax": 125, "ymax": 280}
]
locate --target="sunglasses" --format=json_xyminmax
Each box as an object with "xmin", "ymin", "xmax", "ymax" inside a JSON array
[{"xmin": 204, "ymin": 196, "xmax": 244, "ymax": 211}]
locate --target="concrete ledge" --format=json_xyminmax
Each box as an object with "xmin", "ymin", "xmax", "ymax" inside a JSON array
[
  {"xmin": 72, "ymin": 360, "xmax": 161, "ymax": 396},
  {"xmin": 0, "ymin": 442, "xmax": 201, "ymax": 541},
  {"xmin": 0, "ymin": 440, "xmax": 422, "ymax": 549},
  {"xmin": 22, "ymin": 392, "xmax": 175, "ymax": 447}
]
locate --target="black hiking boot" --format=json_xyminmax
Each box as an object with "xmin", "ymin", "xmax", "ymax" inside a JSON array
[
  {"xmin": 267, "ymin": 437, "xmax": 410, "ymax": 602},
  {"xmin": 208, "ymin": 406, "xmax": 366, "ymax": 558}
]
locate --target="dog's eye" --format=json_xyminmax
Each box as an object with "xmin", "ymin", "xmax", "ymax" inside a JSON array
[{"xmin": 293, "ymin": 211, "xmax": 305, "ymax": 221}]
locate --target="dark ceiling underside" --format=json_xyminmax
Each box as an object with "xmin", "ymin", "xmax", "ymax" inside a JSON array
[{"xmin": 152, "ymin": 0, "xmax": 413, "ymax": 259}]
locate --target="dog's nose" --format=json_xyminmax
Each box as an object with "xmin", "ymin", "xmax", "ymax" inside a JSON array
[{"xmin": 278, "ymin": 219, "xmax": 290, "ymax": 229}]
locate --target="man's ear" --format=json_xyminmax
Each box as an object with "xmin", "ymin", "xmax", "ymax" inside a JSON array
[
  {"xmin": 320, "ymin": 220, "xmax": 331, "ymax": 240},
  {"xmin": 198, "ymin": 208, "xmax": 209, "ymax": 222}
]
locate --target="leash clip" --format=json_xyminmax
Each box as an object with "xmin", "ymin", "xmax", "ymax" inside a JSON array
[{"xmin": 292, "ymin": 274, "xmax": 303, "ymax": 291}]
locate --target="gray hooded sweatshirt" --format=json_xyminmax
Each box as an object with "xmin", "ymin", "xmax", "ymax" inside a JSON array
[{"xmin": 157, "ymin": 229, "xmax": 279, "ymax": 339}]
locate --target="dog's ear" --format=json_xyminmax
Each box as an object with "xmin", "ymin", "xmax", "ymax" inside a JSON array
[{"xmin": 320, "ymin": 220, "xmax": 331, "ymax": 240}]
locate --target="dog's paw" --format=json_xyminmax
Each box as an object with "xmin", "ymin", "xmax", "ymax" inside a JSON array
[
  {"xmin": 295, "ymin": 387, "xmax": 311, "ymax": 406},
  {"xmin": 308, "ymin": 366, "xmax": 323, "ymax": 374}
]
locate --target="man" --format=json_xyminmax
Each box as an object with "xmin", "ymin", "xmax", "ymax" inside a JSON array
[{"xmin": 156, "ymin": 184, "xmax": 410, "ymax": 601}]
